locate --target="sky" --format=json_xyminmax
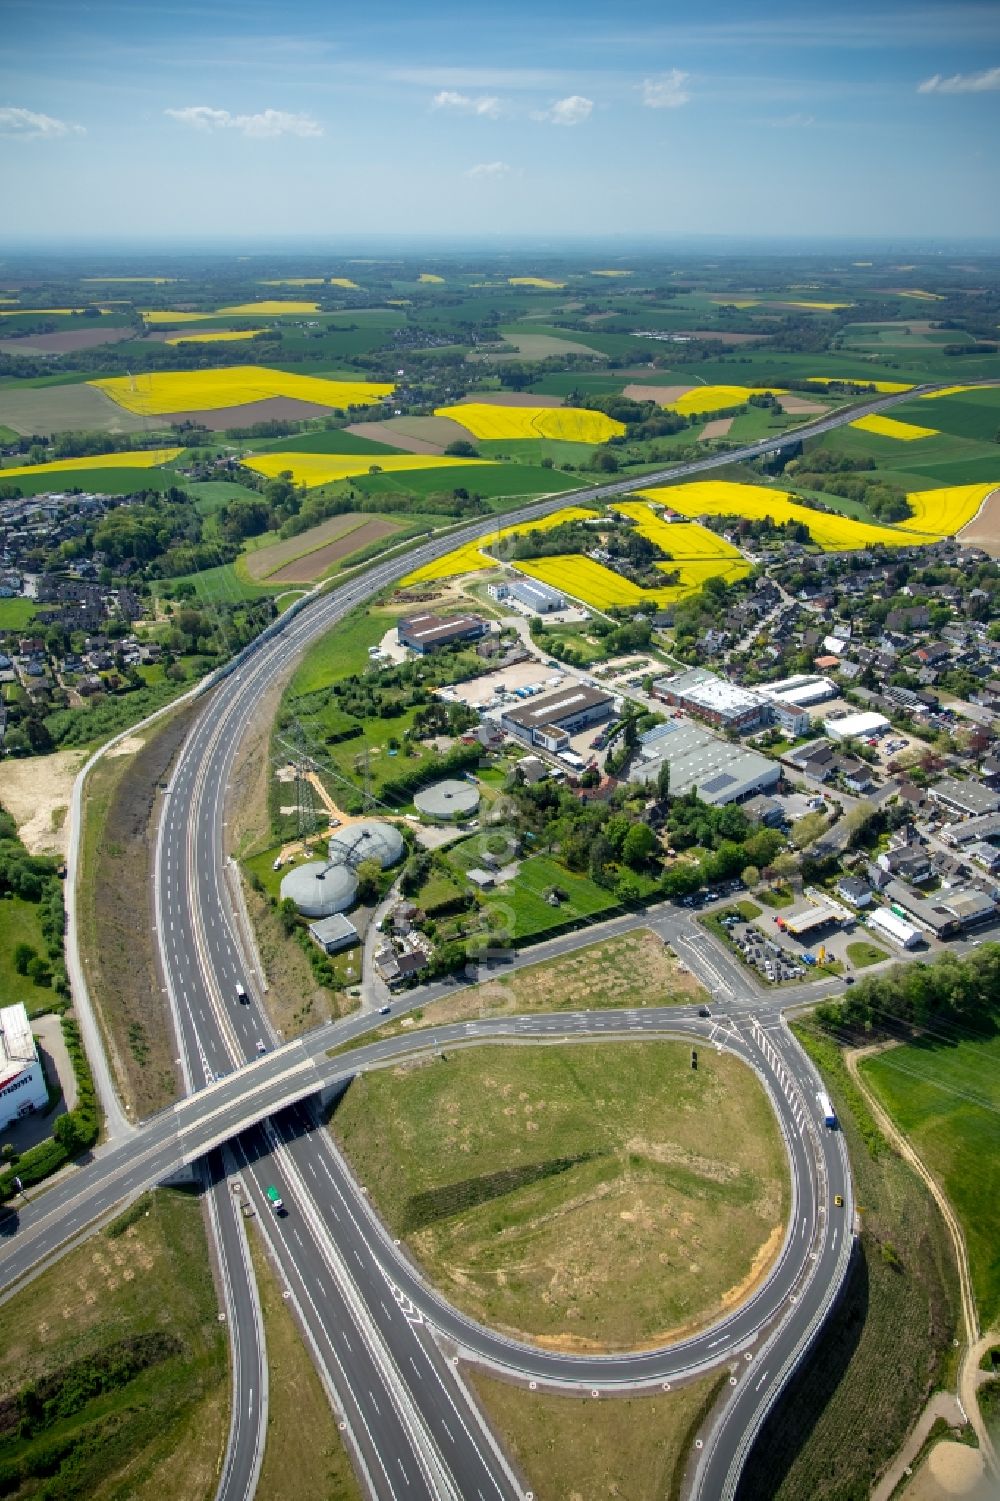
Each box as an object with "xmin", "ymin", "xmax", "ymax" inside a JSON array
[{"xmin": 2, "ymin": 0, "xmax": 999, "ymax": 245}]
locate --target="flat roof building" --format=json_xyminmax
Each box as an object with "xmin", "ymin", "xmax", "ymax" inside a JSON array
[
  {"xmin": 868, "ymin": 908, "xmax": 922, "ymax": 949},
  {"xmin": 653, "ymin": 668, "xmax": 764, "ymax": 730},
  {"xmin": 764, "ymin": 674, "xmax": 837, "ymax": 709},
  {"xmin": 398, "ymin": 611, "xmax": 487, "ymax": 655},
  {"xmin": 824, "ymin": 711, "xmax": 891, "ymax": 742},
  {"xmin": 780, "ymin": 899, "xmax": 844, "ymax": 937},
  {"xmin": 944, "ymin": 812, "xmax": 1000, "ymax": 847},
  {"xmin": 0, "ymin": 1003, "xmax": 48, "ymax": 1131},
  {"xmin": 509, "ymin": 576, "xmax": 565, "ymax": 613},
  {"xmin": 500, "ymin": 684, "xmax": 614, "ymax": 750},
  {"xmin": 308, "ymin": 914, "xmax": 359, "ymax": 954},
  {"xmin": 630, "ymin": 720, "xmax": 779, "ymax": 806},
  {"xmin": 929, "ymin": 777, "xmax": 1000, "ymax": 819}
]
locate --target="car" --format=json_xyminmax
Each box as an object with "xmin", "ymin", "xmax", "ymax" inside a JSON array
[
  {"xmin": 698, "ymin": 1006, "xmax": 711, "ymax": 1018},
  {"xmin": 834, "ymin": 1194, "xmax": 844, "ymax": 1207},
  {"xmin": 379, "ymin": 1005, "xmax": 391, "ymax": 1016},
  {"xmin": 236, "ymin": 983, "xmax": 248, "ymax": 1004},
  {"xmin": 255, "ymin": 1039, "xmax": 266, "ymax": 1055},
  {"xmin": 845, "ymin": 976, "xmax": 855, "ymax": 985}
]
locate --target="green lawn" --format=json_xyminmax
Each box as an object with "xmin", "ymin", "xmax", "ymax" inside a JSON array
[
  {"xmin": 846, "ymin": 940, "xmax": 888, "ymax": 969},
  {"xmin": 448, "ymin": 847, "xmax": 621, "ymax": 940},
  {"xmin": 0, "ymin": 895, "xmax": 59, "ymax": 1016},
  {"xmin": 0, "ymin": 596, "xmax": 40, "ymax": 630},
  {"xmin": 861, "ymin": 1031, "xmax": 1000, "ymax": 1326},
  {"xmin": 286, "ymin": 604, "xmax": 406, "ymax": 695},
  {"xmin": 352, "ymin": 460, "xmax": 578, "ymax": 505},
  {"xmin": 0, "ymin": 465, "xmax": 178, "ymax": 498}
]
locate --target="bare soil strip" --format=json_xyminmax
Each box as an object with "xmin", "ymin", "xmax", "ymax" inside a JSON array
[
  {"xmin": 779, "ymin": 395, "xmax": 826, "ymax": 414},
  {"xmin": 623, "ymin": 383, "xmax": 694, "ymax": 403},
  {"xmin": 265, "ymin": 518, "xmax": 400, "ymax": 583},
  {"xmin": 958, "ymin": 488, "xmax": 1000, "ymax": 557},
  {"xmin": 150, "ymin": 396, "xmax": 336, "ymax": 430},
  {"xmin": 244, "ymin": 513, "xmax": 373, "ymax": 580},
  {"xmin": 453, "ymin": 391, "xmax": 563, "ymax": 407},
  {"xmin": 0, "ymin": 326, "xmax": 136, "ymax": 355},
  {"xmin": 699, "ymin": 416, "xmax": 734, "ymax": 440},
  {"xmin": 345, "ymin": 418, "xmax": 448, "ymax": 454},
  {"xmin": 0, "ymin": 748, "xmax": 85, "ymax": 856}
]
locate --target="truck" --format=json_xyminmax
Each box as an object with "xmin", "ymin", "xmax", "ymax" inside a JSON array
[
  {"xmin": 817, "ymin": 1091, "xmax": 837, "ymax": 1128},
  {"xmin": 265, "ymin": 1185, "xmax": 284, "ymax": 1213}
]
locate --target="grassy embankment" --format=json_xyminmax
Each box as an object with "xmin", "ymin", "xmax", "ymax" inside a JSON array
[
  {"xmin": 332, "ymin": 1040, "xmax": 789, "ymax": 1351},
  {"xmin": 735, "ymin": 1023, "xmax": 959, "ymax": 1501},
  {"xmin": 0, "ymin": 1189, "xmax": 227, "ymax": 1501}
]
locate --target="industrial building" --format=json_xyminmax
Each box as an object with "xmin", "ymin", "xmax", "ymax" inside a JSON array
[
  {"xmin": 653, "ymin": 668, "xmax": 765, "ymax": 731},
  {"xmin": 489, "ymin": 575, "xmax": 565, "ymax": 614},
  {"xmin": 929, "ymin": 776, "xmax": 1000, "ymax": 820},
  {"xmin": 883, "ymin": 879, "xmax": 995, "ymax": 938},
  {"xmin": 280, "ymin": 860, "xmax": 358, "ymax": 918},
  {"xmin": 943, "ymin": 812, "xmax": 1000, "ymax": 847},
  {"xmin": 414, "ymin": 778, "xmax": 481, "ymax": 822},
  {"xmin": 0, "ymin": 1003, "xmax": 48, "ymax": 1131},
  {"xmin": 397, "ymin": 611, "xmax": 487, "ymax": 655},
  {"xmin": 764, "ymin": 674, "xmax": 837, "ymax": 709},
  {"xmin": 823, "ymin": 711, "xmax": 890, "ymax": 742},
  {"xmin": 630, "ymin": 720, "xmax": 780, "ymax": 805},
  {"xmin": 329, "ymin": 819, "xmax": 405, "ymax": 870},
  {"xmin": 500, "ymin": 683, "xmax": 614, "ymax": 751},
  {"xmin": 307, "ymin": 914, "xmax": 359, "ymax": 954},
  {"xmin": 868, "ymin": 907, "xmax": 922, "ymax": 949}
]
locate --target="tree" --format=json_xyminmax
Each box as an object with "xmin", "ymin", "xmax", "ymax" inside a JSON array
[
  {"xmin": 615, "ymin": 871, "xmax": 641, "ymax": 904},
  {"xmin": 279, "ymin": 897, "xmax": 299, "ymax": 936},
  {"xmin": 769, "ymin": 851, "xmax": 800, "ymax": 886},
  {"xmin": 791, "ymin": 811, "xmax": 827, "ymax": 850},
  {"xmin": 656, "ymin": 759, "xmax": 671, "ymax": 803},
  {"xmin": 622, "ymin": 822, "xmax": 656, "ymax": 870},
  {"xmin": 13, "ymin": 943, "xmax": 34, "ymax": 976},
  {"xmin": 444, "ymin": 439, "xmax": 479, "ymax": 458},
  {"xmin": 355, "ymin": 857, "xmax": 382, "ymax": 904},
  {"xmin": 741, "ymin": 865, "xmax": 760, "ymax": 890}
]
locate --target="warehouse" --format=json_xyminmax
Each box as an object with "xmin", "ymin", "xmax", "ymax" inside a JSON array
[
  {"xmin": 868, "ymin": 907, "xmax": 923, "ymax": 949},
  {"xmin": 929, "ymin": 776, "xmax": 1000, "ymax": 819},
  {"xmin": 500, "ymin": 683, "xmax": 614, "ymax": 750},
  {"xmin": 508, "ymin": 575, "xmax": 565, "ymax": 614},
  {"xmin": 653, "ymin": 668, "xmax": 765, "ymax": 731},
  {"xmin": 630, "ymin": 720, "xmax": 779, "ymax": 805},
  {"xmin": 823, "ymin": 710, "xmax": 890, "ymax": 742},
  {"xmin": 764, "ymin": 674, "xmax": 837, "ymax": 709},
  {"xmin": 0, "ymin": 1004, "xmax": 48, "ymax": 1131},
  {"xmin": 397, "ymin": 611, "xmax": 487, "ymax": 655}
]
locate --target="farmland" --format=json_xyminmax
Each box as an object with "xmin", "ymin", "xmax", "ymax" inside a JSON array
[
  {"xmin": 519, "ymin": 552, "xmax": 748, "ymax": 610},
  {"xmin": 401, "ymin": 504, "xmax": 599, "ymax": 584},
  {"xmin": 91, "ymin": 366, "xmax": 395, "ymax": 415},
  {"xmin": 436, "ymin": 402, "xmax": 624, "ymax": 443},
  {"xmin": 242, "ymin": 449, "xmax": 494, "ymax": 488},
  {"xmin": 849, "ymin": 413, "xmax": 938, "ymax": 441},
  {"xmin": 0, "ymin": 446, "xmax": 182, "ymax": 478},
  {"xmin": 665, "ymin": 385, "xmax": 788, "ymax": 416},
  {"xmin": 164, "ymin": 328, "xmax": 267, "ymax": 345},
  {"xmin": 243, "ymin": 512, "xmax": 405, "ymax": 583},
  {"xmin": 894, "ymin": 482, "xmax": 998, "ymax": 536}
]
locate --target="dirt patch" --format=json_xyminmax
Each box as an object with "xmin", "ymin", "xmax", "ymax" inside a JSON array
[
  {"xmin": 345, "ymin": 419, "xmax": 443, "ymax": 454},
  {"xmin": 265, "ymin": 517, "xmax": 401, "ymax": 583},
  {"xmin": 468, "ymin": 333, "xmax": 606, "ymax": 362},
  {"xmin": 623, "ymin": 383, "xmax": 693, "ymax": 403},
  {"xmin": 0, "ymin": 748, "xmax": 86, "ymax": 856},
  {"xmin": 154, "ymin": 396, "xmax": 339, "ymax": 431},
  {"xmin": 0, "ymin": 326, "xmax": 136, "ymax": 356},
  {"xmin": 346, "ymin": 413, "xmax": 470, "ymax": 453},
  {"xmin": 454, "ymin": 392, "xmax": 563, "ymax": 408},
  {"xmin": 778, "ymin": 395, "xmax": 826, "ymax": 415},
  {"xmin": 901, "ymin": 1442, "xmax": 993, "ymax": 1500},
  {"xmin": 699, "ymin": 416, "xmax": 734, "ymax": 440},
  {"xmin": 959, "ymin": 488, "xmax": 1000, "ymax": 556},
  {"xmin": 245, "ymin": 513, "xmax": 377, "ymax": 581}
]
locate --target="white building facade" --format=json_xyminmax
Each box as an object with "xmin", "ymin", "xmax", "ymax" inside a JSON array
[{"xmin": 0, "ymin": 1004, "xmax": 48, "ymax": 1130}]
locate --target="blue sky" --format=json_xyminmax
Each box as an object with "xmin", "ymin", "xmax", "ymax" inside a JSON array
[{"xmin": 2, "ymin": 0, "xmax": 999, "ymax": 243}]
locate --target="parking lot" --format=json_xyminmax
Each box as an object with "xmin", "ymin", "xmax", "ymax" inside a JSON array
[{"xmin": 438, "ymin": 660, "xmax": 567, "ymax": 710}]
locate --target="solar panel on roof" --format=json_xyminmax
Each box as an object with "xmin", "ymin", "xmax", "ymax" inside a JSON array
[{"xmin": 701, "ymin": 772, "xmax": 736, "ymax": 793}]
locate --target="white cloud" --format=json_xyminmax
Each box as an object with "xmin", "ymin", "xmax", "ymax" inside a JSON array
[
  {"xmin": 768, "ymin": 112, "xmax": 816, "ymax": 128},
  {"xmin": 0, "ymin": 106, "xmax": 84, "ymax": 139},
  {"xmin": 639, "ymin": 70, "xmax": 691, "ymax": 109},
  {"xmin": 918, "ymin": 66, "xmax": 1000, "ymax": 95},
  {"xmin": 431, "ymin": 90, "xmax": 503, "ymax": 119},
  {"xmin": 535, "ymin": 94, "xmax": 594, "ymax": 126},
  {"xmin": 465, "ymin": 161, "xmax": 513, "ymax": 178},
  {"xmin": 164, "ymin": 106, "xmax": 323, "ymax": 138}
]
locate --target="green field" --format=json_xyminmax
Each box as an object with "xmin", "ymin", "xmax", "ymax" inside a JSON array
[
  {"xmin": 442, "ymin": 841, "xmax": 619, "ymax": 940},
  {"xmin": 0, "ymin": 464, "xmax": 178, "ymax": 497},
  {"xmin": 332, "ymin": 1041, "xmax": 789, "ymax": 1349},
  {"xmin": 0, "ymin": 895, "xmax": 60, "ymax": 1016},
  {"xmin": 861, "ymin": 1031, "xmax": 1000, "ymax": 1326},
  {"xmin": 0, "ymin": 1189, "xmax": 227, "ymax": 1501},
  {"xmin": 285, "ymin": 604, "xmax": 406, "ymax": 694},
  {"xmin": 352, "ymin": 460, "xmax": 578, "ymax": 505},
  {"xmin": 0, "ymin": 596, "xmax": 40, "ymax": 630},
  {"xmin": 241, "ymin": 426, "xmax": 403, "ymax": 456},
  {"xmin": 889, "ymin": 388, "xmax": 1000, "ymax": 444}
]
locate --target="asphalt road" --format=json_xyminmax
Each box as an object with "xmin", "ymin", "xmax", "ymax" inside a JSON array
[{"xmin": 12, "ymin": 381, "xmax": 955, "ymax": 1501}]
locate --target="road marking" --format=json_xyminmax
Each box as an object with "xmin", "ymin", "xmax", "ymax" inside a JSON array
[{"xmin": 754, "ymin": 1369, "xmax": 770, "ymax": 1391}]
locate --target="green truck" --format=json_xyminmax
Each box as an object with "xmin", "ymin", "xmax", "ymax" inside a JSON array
[{"xmin": 265, "ymin": 1185, "xmax": 284, "ymax": 1213}]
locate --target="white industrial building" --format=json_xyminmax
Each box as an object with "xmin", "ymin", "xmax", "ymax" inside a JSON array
[
  {"xmin": 0, "ymin": 1004, "xmax": 48, "ymax": 1131},
  {"xmin": 824, "ymin": 711, "xmax": 891, "ymax": 742},
  {"xmin": 764, "ymin": 675, "xmax": 837, "ymax": 710},
  {"xmin": 631, "ymin": 720, "xmax": 780, "ymax": 805},
  {"xmin": 868, "ymin": 908, "xmax": 922, "ymax": 949}
]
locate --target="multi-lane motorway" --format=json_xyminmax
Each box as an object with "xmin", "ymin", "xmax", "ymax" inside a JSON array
[{"xmin": 1, "ymin": 384, "xmax": 954, "ymax": 1500}]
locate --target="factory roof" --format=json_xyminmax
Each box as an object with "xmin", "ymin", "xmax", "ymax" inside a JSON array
[
  {"xmin": 655, "ymin": 667, "xmax": 761, "ymax": 719},
  {"xmin": 501, "ymin": 683, "xmax": 613, "ymax": 731},
  {"xmin": 630, "ymin": 720, "xmax": 778, "ymax": 804}
]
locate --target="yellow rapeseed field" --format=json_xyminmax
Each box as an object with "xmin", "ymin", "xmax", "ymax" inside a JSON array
[
  {"xmin": 0, "ymin": 308, "xmax": 103, "ymax": 318},
  {"xmin": 665, "ymin": 386, "xmax": 787, "ymax": 417},
  {"xmin": 611, "ymin": 502, "xmax": 746, "ymax": 559},
  {"xmin": 637, "ymin": 481, "xmax": 931, "ymax": 551},
  {"xmin": 516, "ymin": 554, "xmax": 749, "ymax": 610},
  {"xmin": 508, "ymin": 277, "xmax": 565, "ymax": 289},
  {"xmin": 919, "ymin": 385, "xmax": 1000, "ymax": 400},
  {"xmin": 217, "ymin": 301, "xmax": 320, "ymax": 315},
  {"xmin": 402, "ymin": 507, "xmax": 599, "ymax": 585},
  {"xmin": 328, "ymin": 279, "xmax": 360, "ymax": 290},
  {"xmin": 711, "ymin": 298, "xmax": 759, "ymax": 308},
  {"xmin": 895, "ymin": 484, "xmax": 999, "ymax": 536},
  {"xmin": 242, "ymin": 452, "xmax": 494, "ymax": 489},
  {"xmin": 418, "ymin": 274, "xmax": 445, "ymax": 283},
  {"xmin": 436, "ymin": 403, "xmax": 625, "ymax": 443},
  {"xmin": 91, "ymin": 366, "xmax": 395, "ymax": 415},
  {"xmin": 806, "ymin": 376, "xmax": 914, "ymax": 393},
  {"xmin": 259, "ymin": 278, "xmax": 325, "ymax": 286},
  {"xmin": 783, "ymin": 300, "xmax": 853, "ymax": 310},
  {"xmin": 164, "ymin": 329, "xmax": 267, "ymax": 345},
  {"xmin": 849, "ymin": 414, "xmax": 938, "ymax": 441},
  {"xmin": 0, "ymin": 448, "xmax": 182, "ymax": 478},
  {"xmin": 896, "ymin": 290, "xmax": 944, "ymax": 301}
]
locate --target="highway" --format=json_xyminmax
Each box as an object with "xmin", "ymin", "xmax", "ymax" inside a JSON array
[{"xmin": 7, "ymin": 381, "xmax": 952, "ymax": 1500}]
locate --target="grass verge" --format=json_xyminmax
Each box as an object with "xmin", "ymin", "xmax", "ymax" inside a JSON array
[
  {"xmin": 735, "ymin": 1022, "xmax": 960, "ymax": 1501},
  {"xmin": 467, "ymin": 1367, "xmax": 726, "ymax": 1501},
  {"xmin": 331, "ymin": 1040, "xmax": 789, "ymax": 1352},
  {"xmin": 248, "ymin": 1226, "xmax": 362, "ymax": 1501},
  {"xmin": 0, "ymin": 1188, "xmax": 227, "ymax": 1501},
  {"xmin": 847, "ymin": 940, "xmax": 888, "ymax": 969}
]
